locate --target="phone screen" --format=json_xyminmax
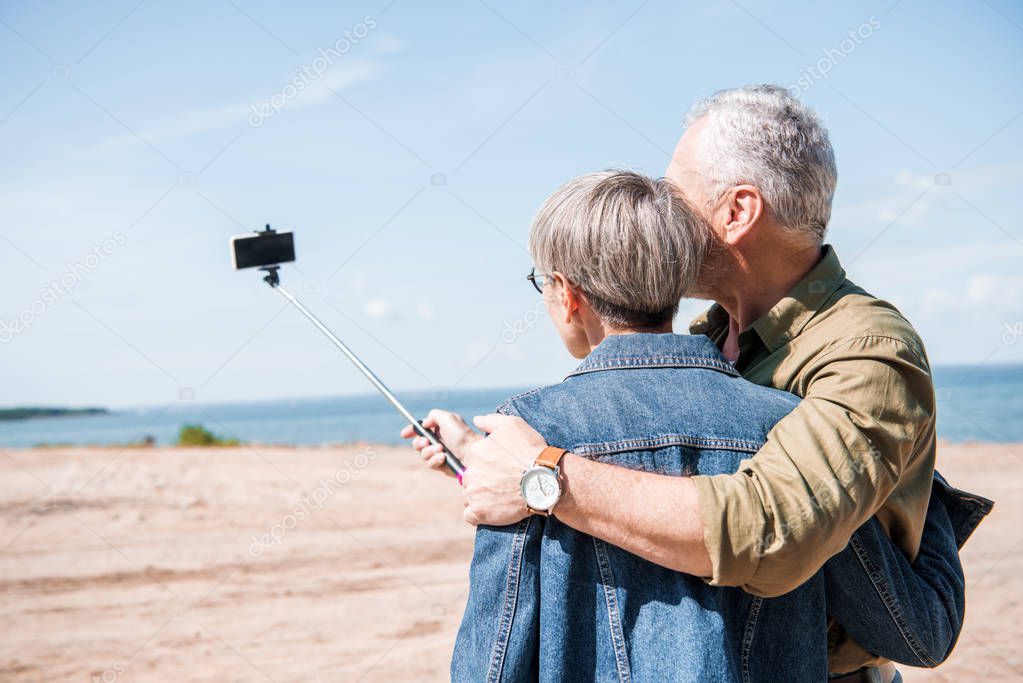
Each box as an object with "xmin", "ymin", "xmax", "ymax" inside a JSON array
[{"xmin": 231, "ymin": 231, "xmax": 295, "ymax": 269}]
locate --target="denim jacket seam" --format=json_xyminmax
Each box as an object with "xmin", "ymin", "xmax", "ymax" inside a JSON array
[
  {"xmin": 740, "ymin": 596, "xmax": 763, "ymax": 683},
  {"xmin": 572, "ymin": 434, "xmax": 765, "ymax": 457},
  {"xmin": 849, "ymin": 532, "xmax": 939, "ymax": 667},
  {"xmin": 500, "ymin": 384, "xmax": 556, "ymax": 410},
  {"xmin": 592, "ymin": 537, "xmax": 632, "ymax": 683},
  {"xmin": 485, "ymin": 516, "xmax": 533, "ymax": 682}
]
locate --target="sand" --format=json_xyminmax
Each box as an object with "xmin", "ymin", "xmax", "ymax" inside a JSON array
[{"xmin": 0, "ymin": 441, "xmax": 1018, "ymax": 682}]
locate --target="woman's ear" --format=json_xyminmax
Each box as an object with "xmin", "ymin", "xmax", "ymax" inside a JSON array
[
  {"xmin": 550, "ymin": 272, "xmax": 579, "ymax": 324},
  {"xmin": 719, "ymin": 184, "xmax": 764, "ymax": 245}
]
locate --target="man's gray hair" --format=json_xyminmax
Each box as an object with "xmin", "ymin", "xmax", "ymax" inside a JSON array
[
  {"xmin": 529, "ymin": 170, "xmax": 710, "ymax": 328},
  {"xmin": 685, "ymin": 84, "xmax": 837, "ymax": 242}
]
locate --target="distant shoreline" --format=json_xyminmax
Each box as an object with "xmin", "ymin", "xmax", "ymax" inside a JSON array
[
  {"xmin": 1, "ymin": 369, "xmax": 1021, "ymax": 446},
  {"xmin": 0, "ymin": 407, "xmax": 109, "ymax": 422}
]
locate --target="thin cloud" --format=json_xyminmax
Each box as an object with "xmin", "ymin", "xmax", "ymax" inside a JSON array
[
  {"xmin": 90, "ymin": 60, "xmax": 382, "ymax": 153},
  {"xmin": 834, "ymin": 161, "xmax": 1021, "ymax": 228}
]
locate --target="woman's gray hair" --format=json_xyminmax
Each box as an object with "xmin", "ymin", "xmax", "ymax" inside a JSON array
[
  {"xmin": 685, "ymin": 84, "xmax": 837, "ymax": 242},
  {"xmin": 529, "ymin": 170, "xmax": 710, "ymax": 329}
]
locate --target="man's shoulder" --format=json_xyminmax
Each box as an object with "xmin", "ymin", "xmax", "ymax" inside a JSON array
[{"xmin": 813, "ymin": 278, "xmax": 927, "ymax": 360}]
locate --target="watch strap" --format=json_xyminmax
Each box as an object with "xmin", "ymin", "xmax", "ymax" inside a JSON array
[{"xmin": 535, "ymin": 446, "xmax": 567, "ymax": 470}]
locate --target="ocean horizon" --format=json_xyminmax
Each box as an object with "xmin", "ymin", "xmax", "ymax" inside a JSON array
[{"xmin": 3, "ymin": 363, "xmax": 1022, "ymax": 448}]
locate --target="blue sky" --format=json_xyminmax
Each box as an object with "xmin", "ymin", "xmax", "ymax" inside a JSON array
[{"xmin": 1, "ymin": 0, "xmax": 1021, "ymax": 408}]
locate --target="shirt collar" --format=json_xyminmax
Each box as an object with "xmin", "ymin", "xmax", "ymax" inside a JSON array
[
  {"xmin": 689, "ymin": 245, "xmax": 847, "ymax": 353},
  {"xmin": 568, "ymin": 332, "xmax": 740, "ymax": 379}
]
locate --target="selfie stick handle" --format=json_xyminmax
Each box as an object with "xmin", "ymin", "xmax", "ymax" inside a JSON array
[{"xmin": 267, "ymin": 275, "xmax": 465, "ymax": 482}]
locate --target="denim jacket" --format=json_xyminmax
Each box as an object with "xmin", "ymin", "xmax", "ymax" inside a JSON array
[
  {"xmin": 453, "ymin": 333, "xmax": 991, "ymax": 682},
  {"xmin": 456, "ymin": 334, "xmax": 827, "ymax": 682}
]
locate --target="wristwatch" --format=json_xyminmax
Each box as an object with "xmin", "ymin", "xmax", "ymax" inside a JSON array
[{"xmin": 519, "ymin": 446, "xmax": 566, "ymax": 515}]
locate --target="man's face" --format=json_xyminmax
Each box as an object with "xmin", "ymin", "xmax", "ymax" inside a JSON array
[
  {"xmin": 666, "ymin": 117, "xmax": 728, "ymax": 300},
  {"xmin": 665, "ymin": 117, "xmax": 711, "ymax": 219}
]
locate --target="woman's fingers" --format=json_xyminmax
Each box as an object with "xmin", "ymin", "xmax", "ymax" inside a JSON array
[
  {"xmin": 427, "ymin": 409, "xmax": 461, "ymax": 427},
  {"xmin": 400, "ymin": 410, "xmax": 479, "ymax": 480},
  {"xmin": 421, "ymin": 448, "xmax": 456, "ymax": 477},
  {"xmin": 402, "ymin": 435, "xmax": 433, "ymax": 452},
  {"xmin": 400, "ymin": 415, "xmax": 440, "ymax": 442},
  {"xmin": 416, "ymin": 444, "xmax": 446, "ymax": 471}
]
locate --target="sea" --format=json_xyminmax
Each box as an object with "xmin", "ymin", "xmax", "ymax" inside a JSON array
[{"xmin": 2, "ymin": 364, "xmax": 1021, "ymax": 448}]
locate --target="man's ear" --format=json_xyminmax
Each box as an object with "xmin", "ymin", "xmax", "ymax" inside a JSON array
[{"xmin": 719, "ymin": 184, "xmax": 764, "ymax": 245}]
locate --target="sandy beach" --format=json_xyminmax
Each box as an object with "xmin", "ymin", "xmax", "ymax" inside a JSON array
[{"xmin": 0, "ymin": 441, "xmax": 1018, "ymax": 682}]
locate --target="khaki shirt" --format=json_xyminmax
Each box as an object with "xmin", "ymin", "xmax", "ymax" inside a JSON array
[{"xmin": 689, "ymin": 245, "xmax": 936, "ymax": 673}]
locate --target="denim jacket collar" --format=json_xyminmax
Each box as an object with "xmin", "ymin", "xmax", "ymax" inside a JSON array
[{"xmin": 567, "ymin": 332, "xmax": 740, "ymax": 379}]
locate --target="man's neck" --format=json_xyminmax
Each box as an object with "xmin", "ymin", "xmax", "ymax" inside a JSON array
[{"xmin": 714, "ymin": 243, "xmax": 823, "ymax": 331}]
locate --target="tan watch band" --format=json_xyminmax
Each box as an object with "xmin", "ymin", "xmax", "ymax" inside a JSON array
[{"xmin": 535, "ymin": 446, "xmax": 567, "ymax": 470}]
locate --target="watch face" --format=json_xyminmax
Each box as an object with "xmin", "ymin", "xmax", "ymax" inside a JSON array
[{"xmin": 520, "ymin": 467, "xmax": 561, "ymax": 511}]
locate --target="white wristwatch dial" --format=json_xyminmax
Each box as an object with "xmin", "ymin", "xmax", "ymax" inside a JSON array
[
  {"xmin": 519, "ymin": 446, "xmax": 566, "ymax": 514},
  {"xmin": 520, "ymin": 466, "xmax": 561, "ymax": 512}
]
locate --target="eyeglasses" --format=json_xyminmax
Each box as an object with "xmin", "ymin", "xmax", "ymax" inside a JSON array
[{"xmin": 527, "ymin": 268, "xmax": 552, "ymax": 294}]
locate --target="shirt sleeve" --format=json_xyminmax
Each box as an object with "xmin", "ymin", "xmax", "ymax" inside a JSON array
[{"xmin": 691, "ymin": 334, "xmax": 936, "ymax": 597}]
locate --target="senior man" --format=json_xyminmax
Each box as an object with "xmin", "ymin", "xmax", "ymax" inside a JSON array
[{"xmin": 412, "ymin": 86, "xmax": 990, "ymax": 679}]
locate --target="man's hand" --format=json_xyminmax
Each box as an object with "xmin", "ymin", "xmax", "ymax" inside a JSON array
[
  {"xmin": 403, "ymin": 412, "xmax": 712, "ymax": 574},
  {"xmin": 400, "ymin": 409, "xmax": 481, "ymax": 477},
  {"xmin": 458, "ymin": 414, "xmax": 548, "ymax": 526},
  {"xmin": 402, "ymin": 410, "xmax": 552, "ymax": 526}
]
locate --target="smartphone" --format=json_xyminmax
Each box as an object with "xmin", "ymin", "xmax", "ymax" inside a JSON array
[{"xmin": 230, "ymin": 230, "xmax": 296, "ymax": 269}]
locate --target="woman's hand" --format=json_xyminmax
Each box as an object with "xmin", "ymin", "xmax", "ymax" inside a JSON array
[{"xmin": 400, "ymin": 409, "xmax": 481, "ymax": 477}]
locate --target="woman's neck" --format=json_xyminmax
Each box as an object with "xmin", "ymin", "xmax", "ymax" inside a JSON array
[
  {"xmin": 588, "ymin": 320, "xmax": 673, "ymax": 353},
  {"xmin": 606, "ymin": 322, "xmax": 674, "ymax": 336}
]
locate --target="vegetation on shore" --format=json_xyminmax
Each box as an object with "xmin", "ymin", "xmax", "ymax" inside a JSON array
[
  {"xmin": 0, "ymin": 407, "xmax": 108, "ymax": 421},
  {"xmin": 30, "ymin": 426, "xmax": 241, "ymax": 448},
  {"xmin": 176, "ymin": 424, "xmax": 240, "ymax": 447}
]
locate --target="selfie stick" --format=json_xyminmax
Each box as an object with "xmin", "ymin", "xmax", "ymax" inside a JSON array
[{"xmin": 260, "ymin": 265, "xmax": 466, "ymax": 483}]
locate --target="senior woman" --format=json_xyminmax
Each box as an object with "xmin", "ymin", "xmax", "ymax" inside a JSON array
[{"xmin": 405, "ymin": 170, "xmax": 968, "ymax": 682}]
